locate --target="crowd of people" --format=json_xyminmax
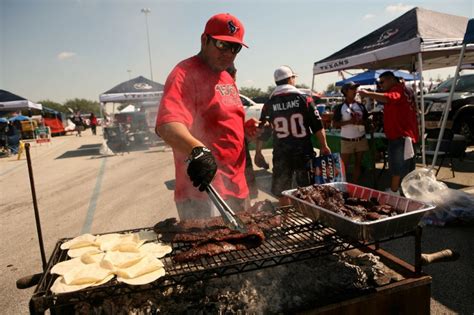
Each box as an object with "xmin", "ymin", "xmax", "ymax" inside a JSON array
[
  {"xmin": 155, "ymin": 12, "xmax": 419, "ymax": 221},
  {"xmin": 70, "ymin": 111, "xmax": 99, "ymax": 137}
]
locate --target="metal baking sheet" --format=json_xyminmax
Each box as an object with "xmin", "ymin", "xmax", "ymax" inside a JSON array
[{"xmin": 282, "ymin": 182, "xmax": 435, "ymax": 242}]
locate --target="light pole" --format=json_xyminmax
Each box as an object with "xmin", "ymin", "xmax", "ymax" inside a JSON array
[
  {"xmin": 127, "ymin": 69, "xmax": 132, "ymax": 80},
  {"xmin": 141, "ymin": 8, "xmax": 153, "ymax": 81}
]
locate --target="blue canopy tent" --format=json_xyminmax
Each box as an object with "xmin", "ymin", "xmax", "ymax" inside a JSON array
[
  {"xmin": 9, "ymin": 115, "xmax": 31, "ymax": 122},
  {"xmin": 335, "ymin": 69, "xmax": 420, "ymax": 86}
]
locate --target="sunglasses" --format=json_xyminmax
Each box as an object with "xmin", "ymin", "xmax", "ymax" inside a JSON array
[{"xmin": 207, "ymin": 35, "xmax": 242, "ymax": 54}]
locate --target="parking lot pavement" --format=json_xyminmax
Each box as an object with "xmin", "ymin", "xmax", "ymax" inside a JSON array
[{"xmin": 0, "ymin": 133, "xmax": 472, "ymax": 314}]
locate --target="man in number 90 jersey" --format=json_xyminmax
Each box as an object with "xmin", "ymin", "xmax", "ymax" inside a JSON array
[{"xmin": 255, "ymin": 66, "xmax": 331, "ymax": 204}]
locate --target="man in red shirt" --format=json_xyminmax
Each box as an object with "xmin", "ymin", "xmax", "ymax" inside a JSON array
[
  {"xmin": 156, "ymin": 13, "xmax": 257, "ymax": 220},
  {"xmin": 359, "ymin": 71, "xmax": 419, "ymax": 195}
]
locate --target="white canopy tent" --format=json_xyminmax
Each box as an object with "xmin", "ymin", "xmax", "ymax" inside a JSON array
[
  {"xmin": 0, "ymin": 89, "xmax": 42, "ymax": 111},
  {"xmin": 312, "ymin": 7, "xmax": 474, "ymax": 164}
]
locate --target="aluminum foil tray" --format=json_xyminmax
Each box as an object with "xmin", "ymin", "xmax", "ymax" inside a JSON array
[{"xmin": 282, "ymin": 182, "xmax": 435, "ymax": 243}]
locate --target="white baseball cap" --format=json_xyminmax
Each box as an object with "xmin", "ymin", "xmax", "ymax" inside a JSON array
[{"xmin": 274, "ymin": 65, "xmax": 298, "ymax": 82}]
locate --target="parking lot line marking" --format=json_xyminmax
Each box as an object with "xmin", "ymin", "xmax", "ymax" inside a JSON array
[{"xmin": 81, "ymin": 157, "xmax": 107, "ymax": 234}]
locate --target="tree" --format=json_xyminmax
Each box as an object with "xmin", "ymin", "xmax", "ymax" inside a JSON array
[
  {"xmin": 63, "ymin": 98, "xmax": 100, "ymax": 115},
  {"xmin": 265, "ymin": 85, "xmax": 275, "ymax": 95},
  {"xmin": 239, "ymin": 86, "xmax": 266, "ymax": 99},
  {"xmin": 295, "ymin": 83, "xmax": 309, "ymax": 89},
  {"xmin": 325, "ymin": 83, "xmax": 337, "ymax": 93},
  {"xmin": 38, "ymin": 99, "xmax": 67, "ymax": 113}
]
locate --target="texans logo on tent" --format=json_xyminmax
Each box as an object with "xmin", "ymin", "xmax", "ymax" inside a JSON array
[
  {"xmin": 134, "ymin": 83, "xmax": 153, "ymax": 90},
  {"xmin": 378, "ymin": 28, "xmax": 399, "ymax": 43},
  {"xmin": 228, "ymin": 21, "xmax": 239, "ymax": 34}
]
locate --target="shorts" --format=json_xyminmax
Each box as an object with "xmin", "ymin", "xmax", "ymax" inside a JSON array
[
  {"xmin": 176, "ymin": 196, "xmax": 249, "ymax": 220},
  {"xmin": 387, "ymin": 138, "xmax": 415, "ymax": 177},
  {"xmin": 271, "ymin": 152, "xmax": 312, "ymax": 197},
  {"xmin": 340, "ymin": 138, "xmax": 369, "ymax": 154}
]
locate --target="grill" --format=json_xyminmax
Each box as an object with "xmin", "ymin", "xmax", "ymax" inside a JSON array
[{"xmin": 30, "ymin": 206, "xmax": 419, "ymax": 314}]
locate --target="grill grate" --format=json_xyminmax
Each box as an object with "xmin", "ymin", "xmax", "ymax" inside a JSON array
[{"xmin": 29, "ymin": 206, "xmax": 412, "ymax": 314}]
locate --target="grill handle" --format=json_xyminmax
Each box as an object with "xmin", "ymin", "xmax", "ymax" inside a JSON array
[
  {"xmin": 421, "ymin": 249, "xmax": 459, "ymax": 265},
  {"xmin": 16, "ymin": 273, "xmax": 43, "ymax": 289}
]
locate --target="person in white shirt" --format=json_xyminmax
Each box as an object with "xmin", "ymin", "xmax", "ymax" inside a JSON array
[{"xmin": 332, "ymin": 82, "xmax": 369, "ymax": 184}]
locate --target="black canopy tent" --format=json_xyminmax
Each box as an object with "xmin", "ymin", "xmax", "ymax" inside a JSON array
[
  {"xmin": 0, "ymin": 89, "xmax": 42, "ymax": 112},
  {"xmin": 99, "ymin": 76, "xmax": 164, "ymax": 105},
  {"xmin": 99, "ymin": 75, "xmax": 164, "ymax": 130},
  {"xmin": 313, "ymin": 7, "xmax": 474, "ymax": 74},
  {"xmin": 99, "ymin": 76, "xmax": 165, "ymax": 149},
  {"xmin": 312, "ymin": 7, "xmax": 474, "ymax": 165}
]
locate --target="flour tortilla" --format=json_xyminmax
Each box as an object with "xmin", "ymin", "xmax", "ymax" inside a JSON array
[
  {"xmin": 96, "ymin": 233, "xmax": 123, "ymax": 251},
  {"xmin": 80, "ymin": 252, "xmax": 105, "ymax": 264},
  {"xmin": 50, "ymin": 258, "xmax": 83, "ymax": 276},
  {"xmin": 139, "ymin": 242, "xmax": 172, "ymax": 258},
  {"xmin": 117, "ymin": 267, "xmax": 165, "ymax": 285},
  {"xmin": 115, "ymin": 255, "xmax": 164, "ymax": 279},
  {"xmin": 51, "ymin": 274, "xmax": 114, "ymax": 294},
  {"xmin": 51, "ymin": 252, "xmax": 105, "ymax": 276},
  {"xmin": 63, "ymin": 262, "xmax": 113, "ymax": 285},
  {"xmin": 60, "ymin": 234, "xmax": 96, "ymax": 250},
  {"xmin": 98, "ymin": 233, "xmax": 143, "ymax": 252},
  {"xmin": 102, "ymin": 251, "xmax": 146, "ymax": 269},
  {"xmin": 67, "ymin": 246, "xmax": 101, "ymax": 258},
  {"xmin": 111, "ymin": 240, "xmax": 146, "ymax": 253}
]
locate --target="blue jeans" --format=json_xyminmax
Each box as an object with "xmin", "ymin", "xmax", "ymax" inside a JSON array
[{"xmin": 388, "ymin": 138, "xmax": 415, "ymax": 177}]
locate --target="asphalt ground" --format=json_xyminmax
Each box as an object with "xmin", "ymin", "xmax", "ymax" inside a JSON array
[{"xmin": 1, "ymin": 128, "xmax": 473, "ymax": 314}]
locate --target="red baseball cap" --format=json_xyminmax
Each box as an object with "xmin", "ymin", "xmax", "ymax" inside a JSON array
[{"xmin": 204, "ymin": 13, "xmax": 248, "ymax": 48}]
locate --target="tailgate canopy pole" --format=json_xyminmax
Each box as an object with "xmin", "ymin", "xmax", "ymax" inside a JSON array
[
  {"xmin": 430, "ymin": 19, "xmax": 474, "ymax": 169},
  {"xmin": 417, "ymin": 52, "xmax": 426, "ymax": 165}
]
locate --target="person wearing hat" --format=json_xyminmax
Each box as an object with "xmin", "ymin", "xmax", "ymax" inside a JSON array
[
  {"xmin": 332, "ymin": 81, "xmax": 369, "ymax": 184},
  {"xmin": 156, "ymin": 13, "xmax": 258, "ymax": 220},
  {"xmin": 254, "ymin": 65, "xmax": 331, "ymax": 205},
  {"xmin": 358, "ymin": 71, "xmax": 419, "ymax": 195}
]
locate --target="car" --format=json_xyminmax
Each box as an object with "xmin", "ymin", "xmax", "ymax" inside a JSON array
[
  {"xmin": 423, "ymin": 73, "xmax": 474, "ymax": 143},
  {"xmin": 240, "ymin": 94, "xmax": 263, "ymax": 121}
]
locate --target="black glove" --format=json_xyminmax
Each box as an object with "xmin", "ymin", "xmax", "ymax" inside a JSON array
[{"xmin": 186, "ymin": 146, "xmax": 217, "ymax": 191}]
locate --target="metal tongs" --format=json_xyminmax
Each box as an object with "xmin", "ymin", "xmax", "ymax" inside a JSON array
[{"xmin": 206, "ymin": 184, "xmax": 248, "ymax": 233}]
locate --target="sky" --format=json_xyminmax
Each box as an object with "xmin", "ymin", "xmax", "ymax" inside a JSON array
[{"xmin": 1, "ymin": 0, "xmax": 473, "ymax": 104}]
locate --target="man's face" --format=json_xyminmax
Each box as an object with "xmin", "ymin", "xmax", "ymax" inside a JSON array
[
  {"xmin": 201, "ymin": 34, "xmax": 241, "ymax": 72},
  {"xmin": 378, "ymin": 76, "xmax": 395, "ymax": 91},
  {"xmin": 345, "ymin": 87, "xmax": 357, "ymax": 97}
]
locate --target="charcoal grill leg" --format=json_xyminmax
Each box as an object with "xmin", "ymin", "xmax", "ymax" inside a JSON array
[
  {"xmin": 415, "ymin": 225, "xmax": 422, "ymax": 274},
  {"xmin": 25, "ymin": 143, "xmax": 47, "ymax": 270},
  {"xmin": 374, "ymin": 241, "xmax": 380, "ymax": 250}
]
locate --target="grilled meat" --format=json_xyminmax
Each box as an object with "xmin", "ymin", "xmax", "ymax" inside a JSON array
[
  {"xmin": 292, "ymin": 185, "xmax": 400, "ymax": 222},
  {"xmin": 154, "ymin": 201, "xmax": 280, "ymax": 262}
]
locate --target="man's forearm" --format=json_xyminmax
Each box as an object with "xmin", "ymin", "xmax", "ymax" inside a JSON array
[
  {"xmin": 360, "ymin": 91, "xmax": 388, "ymax": 103},
  {"xmin": 316, "ymin": 128, "xmax": 329, "ymax": 149},
  {"xmin": 156, "ymin": 122, "xmax": 204, "ymax": 155}
]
